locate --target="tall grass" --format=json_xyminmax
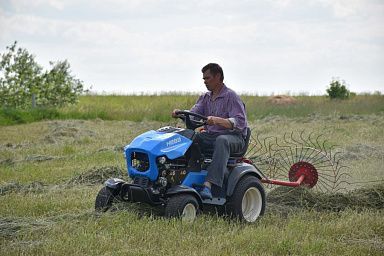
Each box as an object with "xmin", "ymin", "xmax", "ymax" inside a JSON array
[{"xmin": 0, "ymin": 94, "xmax": 383, "ymax": 125}]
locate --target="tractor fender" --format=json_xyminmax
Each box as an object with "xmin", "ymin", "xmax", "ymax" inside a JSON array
[
  {"xmin": 226, "ymin": 163, "xmax": 263, "ymax": 197},
  {"xmin": 104, "ymin": 178, "xmax": 126, "ymax": 190},
  {"xmin": 166, "ymin": 185, "xmax": 203, "ymax": 208}
]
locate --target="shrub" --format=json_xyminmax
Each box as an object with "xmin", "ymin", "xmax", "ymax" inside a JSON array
[{"xmin": 326, "ymin": 79, "xmax": 350, "ymax": 99}]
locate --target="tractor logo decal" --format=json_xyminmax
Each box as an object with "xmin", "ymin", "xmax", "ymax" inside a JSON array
[{"xmin": 166, "ymin": 137, "xmax": 181, "ymax": 147}]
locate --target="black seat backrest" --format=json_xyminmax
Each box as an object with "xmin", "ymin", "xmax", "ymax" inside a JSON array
[{"xmin": 230, "ymin": 127, "xmax": 251, "ymax": 158}]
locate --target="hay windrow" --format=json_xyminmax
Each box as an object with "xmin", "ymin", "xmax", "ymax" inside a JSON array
[
  {"xmin": 0, "ymin": 217, "xmax": 54, "ymax": 239},
  {"xmin": 0, "ymin": 166, "xmax": 126, "ymax": 196},
  {"xmin": 41, "ymin": 121, "xmax": 96, "ymax": 144},
  {"xmin": 341, "ymin": 143, "xmax": 384, "ymax": 161},
  {"xmin": 267, "ymin": 183, "xmax": 384, "ymax": 213},
  {"xmin": 0, "ymin": 181, "xmax": 47, "ymax": 196},
  {"xmin": 0, "ymin": 213, "xmax": 92, "ymax": 239},
  {"xmin": 68, "ymin": 166, "xmax": 126, "ymax": 185},
  {"xmin": 24, "ymin": 154, "xmax": 58, "ymax": 162},
  {"xmin": 0, "ymin": 158, "xmax": 15, "ymax": 166}
]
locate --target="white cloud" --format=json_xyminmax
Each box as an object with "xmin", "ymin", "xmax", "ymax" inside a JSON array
[
  {"xmin": 1, "ymin": 0, "xmax": 383, "ymax": 94},
  {"xmin": 9, "ymin": 0, "xmax": 65, "ymax": 11}
]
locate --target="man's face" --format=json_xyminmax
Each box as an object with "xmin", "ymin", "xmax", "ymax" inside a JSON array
[{"xmin": 203, "ymin": 70, "xmax": 221, "ymax": 91}]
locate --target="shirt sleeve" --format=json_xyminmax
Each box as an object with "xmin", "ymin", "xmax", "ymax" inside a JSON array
[
  {"xmin": 228, "ymin": 93, "xmax": 247, "ymax": 132},
  {"xmin": 190, "ymin": 94, "xmax": 206, "ymax": 116}
]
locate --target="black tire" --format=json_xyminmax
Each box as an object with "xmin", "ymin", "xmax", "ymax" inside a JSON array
[
  {"xmin": 95, "ymin": 187, "xmax": 116, "ymax": 212},
  {"xmin": 165, "ymin": 194, "xmax": 199, "ymax": 221},
  {"xmin": 226, "ymin": 176, "xmax": 266, "ymax": 222}
]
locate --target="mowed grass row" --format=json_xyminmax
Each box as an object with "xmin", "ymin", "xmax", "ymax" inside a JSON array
[{"xmin": 1, "ymin": 94, "xmax": 383, "ymax": 125}]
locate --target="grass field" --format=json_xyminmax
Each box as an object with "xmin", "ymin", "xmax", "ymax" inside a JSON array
[
  {"xmin": 1, "ymin": 94, "xmax": 383, "ymax": 125},
  {"xmin": 1, "ymin": 95, "xmax": 383, "ymax": 255}
]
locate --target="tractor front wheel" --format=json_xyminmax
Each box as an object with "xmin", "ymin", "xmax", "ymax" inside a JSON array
[
  {"xmin": 165, "ymin": 194, "xmax": 199, "ymax": 222},
  {"xmin": 227, "ymin": 176, "xmax": 265, "ymax": 222},
  {"xmin": 95, "ymin": 186, "xmax": 116, "ymax": 212}
]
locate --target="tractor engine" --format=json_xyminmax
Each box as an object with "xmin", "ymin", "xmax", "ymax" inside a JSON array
[{"xmin": 156, "ymin": 156, "xmax": 188, "ymax": 187}]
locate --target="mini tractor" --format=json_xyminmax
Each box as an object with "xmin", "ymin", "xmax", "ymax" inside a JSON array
[{"xmin": 95, "ymin": 111, "xmax": 342, "ymax": 222}]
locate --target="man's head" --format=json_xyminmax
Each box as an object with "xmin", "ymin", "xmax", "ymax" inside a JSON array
[{"xmin": 202, "ymin": 63, "xmax": 224, "ymax": 92}]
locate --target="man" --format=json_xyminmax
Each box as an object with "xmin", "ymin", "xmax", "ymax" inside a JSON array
[{"xmin": 172, "ymin": 63, "xmax": 248, "ymax": 199}]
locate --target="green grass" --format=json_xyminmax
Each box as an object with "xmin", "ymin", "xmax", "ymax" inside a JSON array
[
  {"xmin": 0, "ymin": 96, "xmax": 383, "ymax": 255},
  {"xmin": 1, "ymin": 94, "xmax": 383, "ymax": 125}
]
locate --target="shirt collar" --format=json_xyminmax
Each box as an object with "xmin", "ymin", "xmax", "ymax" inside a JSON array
[{"xmin": 209, "ymin": 83, "xmax": 227, "ymax": 100}]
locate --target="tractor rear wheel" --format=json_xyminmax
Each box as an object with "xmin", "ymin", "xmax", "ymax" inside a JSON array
[
  {"xmin": 227, "ymin": 176, "xmax": 265, "ymax": 222},
  {"xmin": 95, "ymin": 186, "xmax": 116, "ymax": 212},
  {"xmin": 165, "ymin": 194, "xmax": 199, "ymax": 222}
]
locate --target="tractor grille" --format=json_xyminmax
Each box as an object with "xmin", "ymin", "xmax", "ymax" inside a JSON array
[{"xmin": 131, "ymin": 152, "xmax": 149, "ymax": 172}]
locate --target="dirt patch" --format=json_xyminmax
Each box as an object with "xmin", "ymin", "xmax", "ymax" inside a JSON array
[
  {"xmin": 68, "ymin": 166, "xmax": 126, "ymax": 185},
  {"xmin": 267, "ymin": 183, "xmax": 384, "ymax": 214},
  {"xmin": 267, "ymin": 95, "xmax": 297, "ymax": 105}
]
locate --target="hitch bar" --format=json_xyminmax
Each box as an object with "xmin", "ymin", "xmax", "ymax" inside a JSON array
[{"xmin": 261, "ymin": 175, "xmax": 305, "ymax": 187}]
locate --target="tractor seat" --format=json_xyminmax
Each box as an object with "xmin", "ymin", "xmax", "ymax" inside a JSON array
[{"xmin": 203, "ymin": 127, "xmax": 251, "ymax": 160}]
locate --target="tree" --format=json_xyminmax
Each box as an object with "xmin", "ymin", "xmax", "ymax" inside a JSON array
[
  {"xmin": 0, "ymin": 41, "xmax": 85, "ymax": 108},
  {"xmin": 38, "ymin": 60, "xmax": 84, "ymax": 107},
  {"xmin": 326, "ymin": 79, "xmax": 350, "ymax": 100}
]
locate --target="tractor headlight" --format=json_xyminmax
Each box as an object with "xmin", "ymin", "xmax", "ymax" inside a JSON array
[{"xmin": 157, "ymin": 156, "xmax": 167, "ymax": 164}]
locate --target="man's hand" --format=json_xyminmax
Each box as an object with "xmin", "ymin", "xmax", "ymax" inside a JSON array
[
  {"xmin": 171, "ymin": 109, "xmax": 181, "ymax": 118},
  {"xmin": 206, "ymin": 116, "xmax": 217, "ymax": 126}
]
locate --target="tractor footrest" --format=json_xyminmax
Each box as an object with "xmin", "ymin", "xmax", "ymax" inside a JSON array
[{"xmin": 202, "ymin": 197, "xmax": 226, "ymax": 206}]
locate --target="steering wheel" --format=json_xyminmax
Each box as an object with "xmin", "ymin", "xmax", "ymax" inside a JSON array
[{"xmin": 175, "ymin": 110, "xmax": 208, "ymax": 130}]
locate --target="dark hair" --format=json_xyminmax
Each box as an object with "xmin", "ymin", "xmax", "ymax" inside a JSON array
[{"xmin": 202, "ymin": 63, "xmax": 224, "ymax": 81}]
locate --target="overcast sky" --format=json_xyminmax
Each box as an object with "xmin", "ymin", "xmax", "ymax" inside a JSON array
[{"xmin": 1, "ymin": 0, "xmax": 383, "ymax": 95}]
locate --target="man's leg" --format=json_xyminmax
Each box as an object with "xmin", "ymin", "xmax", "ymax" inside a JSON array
[{"xmin": 206, "ymin": 133, "xmax": 244, "ymax": 188}]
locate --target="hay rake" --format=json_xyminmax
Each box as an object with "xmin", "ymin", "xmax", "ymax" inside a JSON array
[{"xmin": 245, "ymin": 130, "xmax": 349, "ymax": 193}]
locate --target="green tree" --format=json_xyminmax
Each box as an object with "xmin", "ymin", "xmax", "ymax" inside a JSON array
[
  {"xmin": 326, "ymin": 79, "xmax": 350, "ymax": 100},
  {"xmin": 38, "ymin": 60, "xmax": 84, "ymax": 107},
  {"xmin": 0, "ymin": 41, "xmax": 85, "ymax": 108}
]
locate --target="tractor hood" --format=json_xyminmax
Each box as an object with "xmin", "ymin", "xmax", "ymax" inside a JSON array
[{"xmin": 125, "ymin": 130, "xmax": 193, "ymax": 159}]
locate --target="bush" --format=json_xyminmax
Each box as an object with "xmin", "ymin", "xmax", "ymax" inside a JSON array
[
  {"xmin": 0, "ymin": 41, "xmax": 85, "ymax": 108},
  {"xmin": 326, "ymin": 79, "xmax": 350, "ymax": 99}
]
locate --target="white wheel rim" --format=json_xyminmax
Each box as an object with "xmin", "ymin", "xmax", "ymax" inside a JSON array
[
  {"xmin": 242, "ymin": 187, "xmax": 262, "ymax": 222},
  {"xmin": 182, "ymin": 203, "xmax": 196, "ymax": 222}
]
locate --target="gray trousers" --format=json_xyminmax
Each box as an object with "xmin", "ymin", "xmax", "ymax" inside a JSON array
[{"xmin": 194, "ymin": 132, "xmax": 245, "ymax": 187}]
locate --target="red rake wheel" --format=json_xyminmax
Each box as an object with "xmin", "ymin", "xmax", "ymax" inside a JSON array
[{"xmin": 289, "ymin": 161, "xmax": 318, "ymax": 188}]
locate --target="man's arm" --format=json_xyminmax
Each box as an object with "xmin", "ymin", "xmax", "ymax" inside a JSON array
[{"xmin": 206, "ymin": 116, "xmax": 233, "ymax": 129}]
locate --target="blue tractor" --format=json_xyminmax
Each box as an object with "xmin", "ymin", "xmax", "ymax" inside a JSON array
[{"xmin": 95, "ymin": 111, "xmax": 266, "ymax": 222}]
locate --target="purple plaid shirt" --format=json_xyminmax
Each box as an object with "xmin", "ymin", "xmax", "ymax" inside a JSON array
[{"xmin": 190, "ymin": 84, "xmax": 248, "ymax": 136}]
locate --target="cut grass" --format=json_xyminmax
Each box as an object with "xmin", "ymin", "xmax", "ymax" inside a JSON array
[
  {"xmin": 1, "ymin": 209, "xmax": 383, "ymax": 255},
  {"xmin": 0, "ymin": 186, "xmax": 97, "ymax": 218},
  {"xmin": 0, "ymin": 109, "xmax": 383, "ymax": 255}
]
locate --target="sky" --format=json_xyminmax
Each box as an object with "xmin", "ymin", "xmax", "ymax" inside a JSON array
[{"xmin": 0, "ymin": 0, "xmax": 383, "ymax": 95}]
